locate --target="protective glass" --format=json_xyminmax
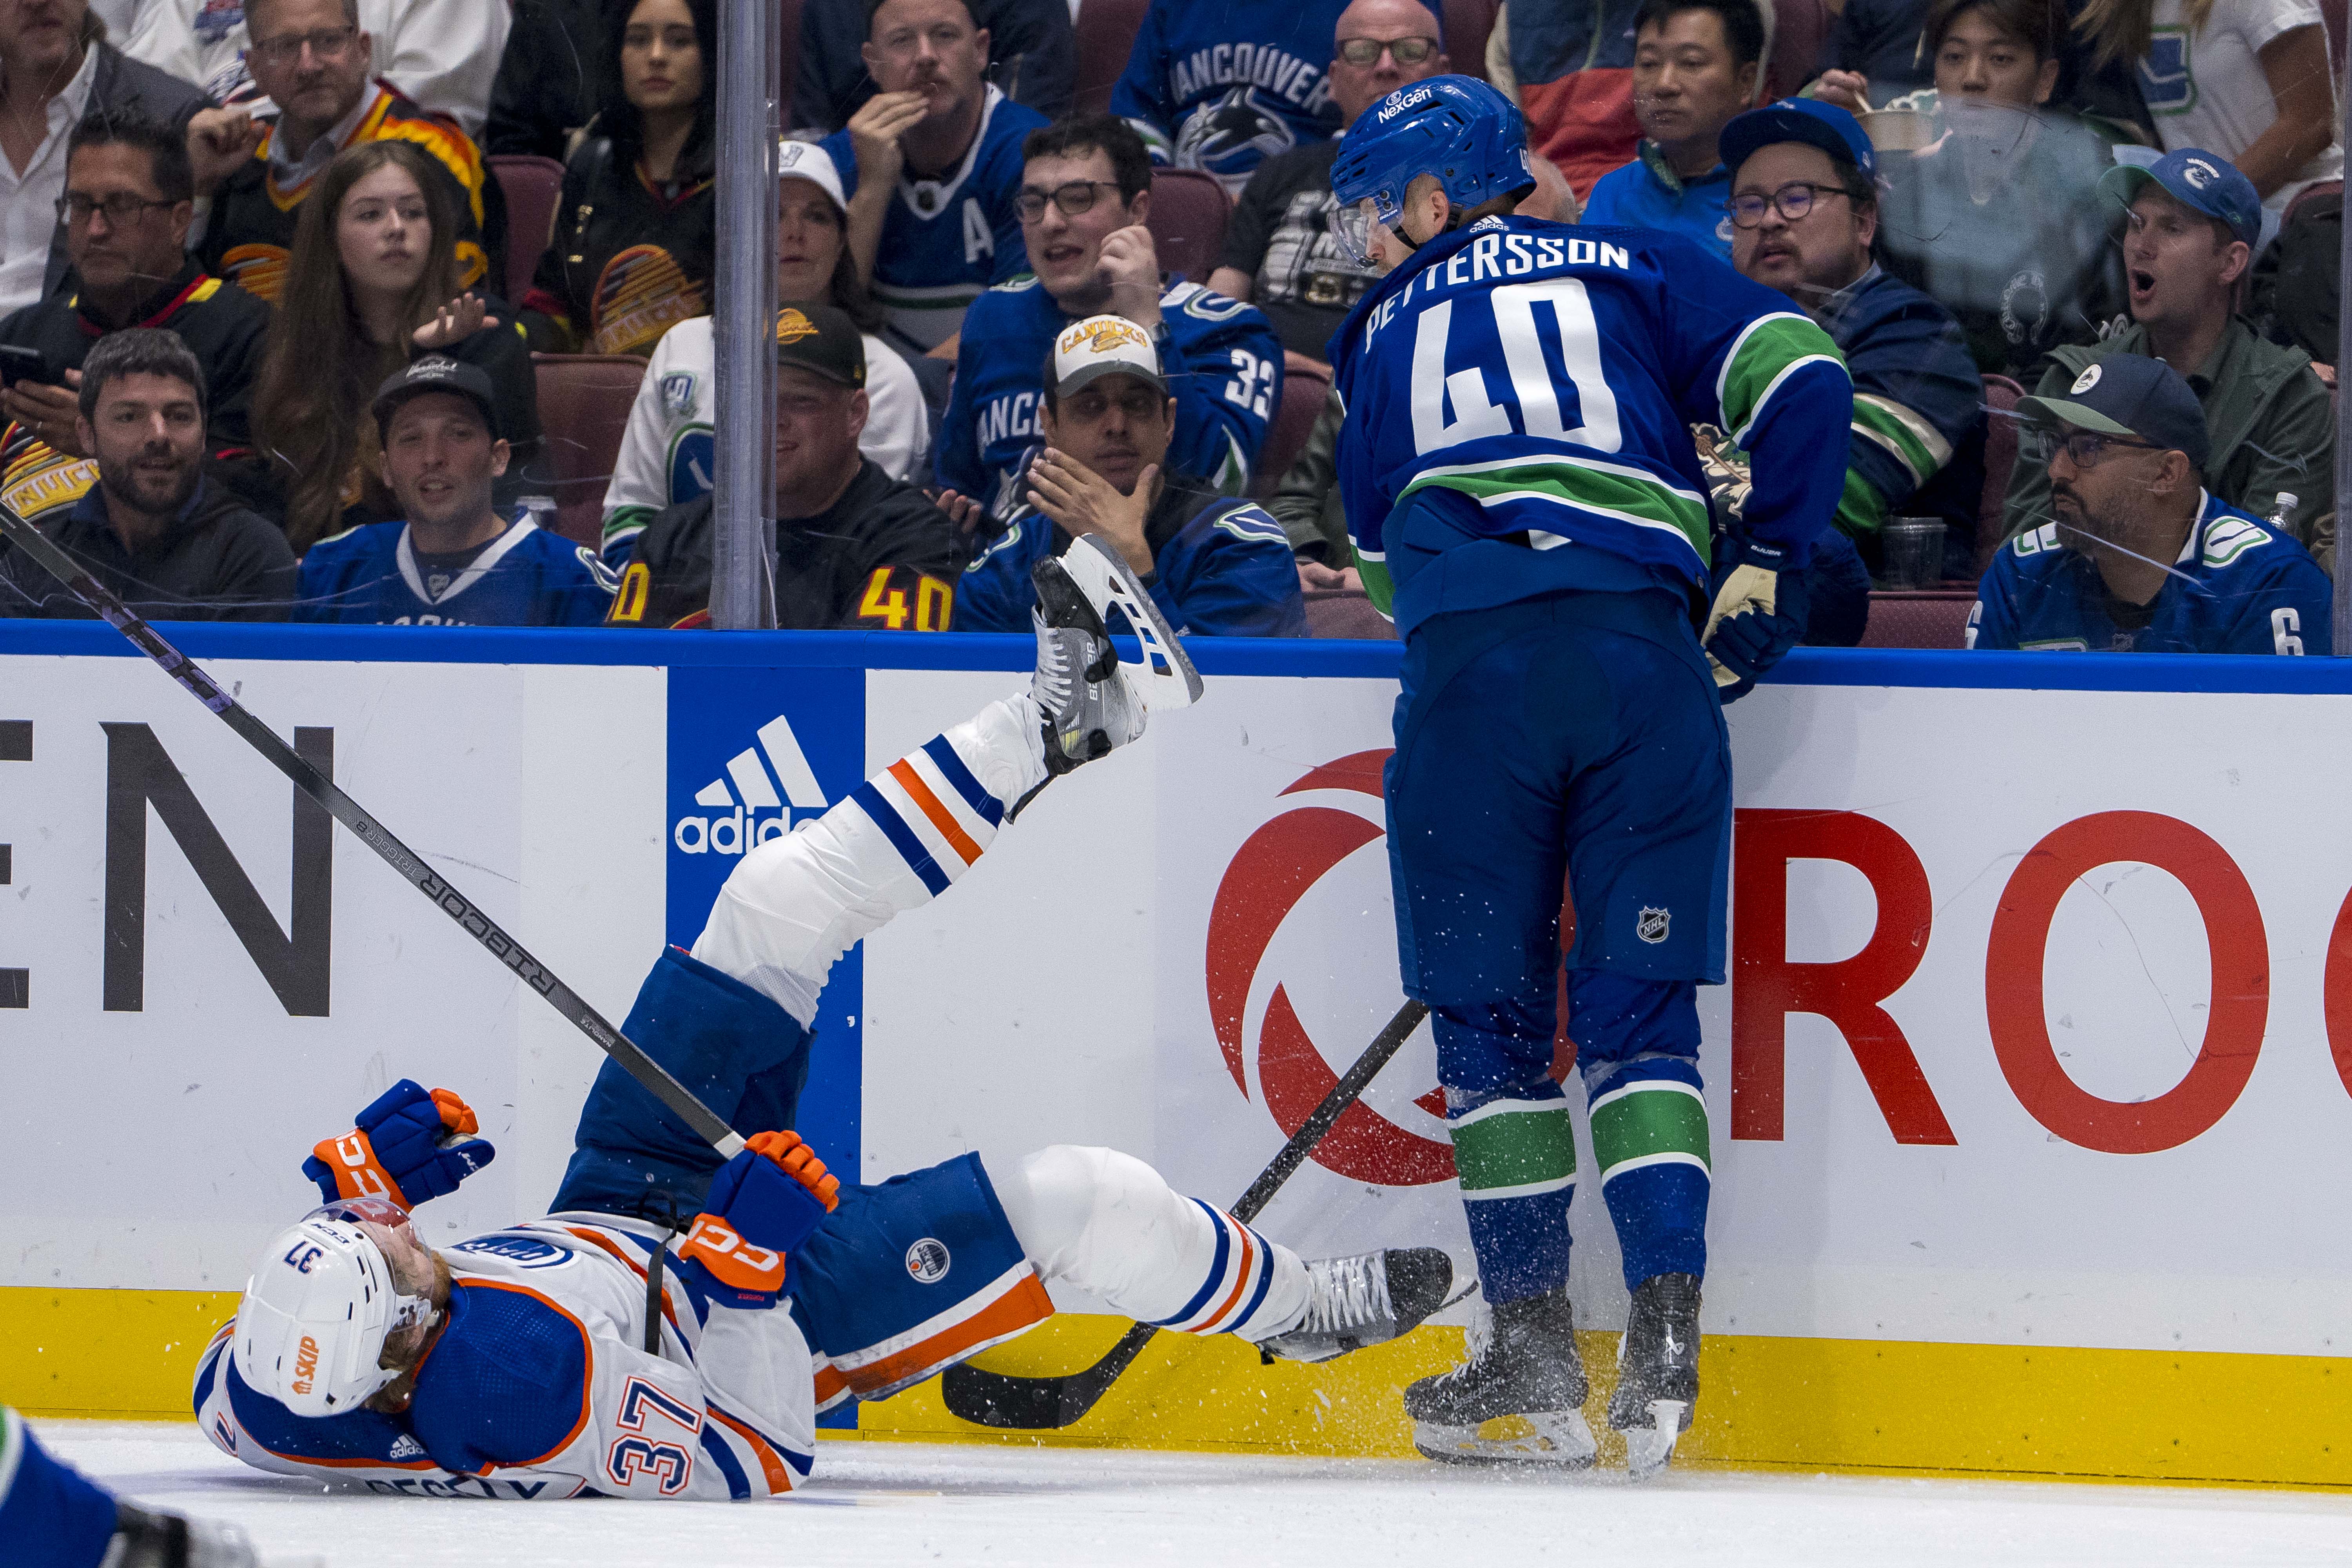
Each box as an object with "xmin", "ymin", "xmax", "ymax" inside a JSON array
[
  {"xmin": 1332, "ymin": 196, "xmax": 1392, "ymax": 268},
  {"xmin": 1337, "ymin": 36, "xmax": 1440, "ymax": 66},
  {"xmin": 1015, "ymin": 180, "xmax": 1124, "ymax": 221}
]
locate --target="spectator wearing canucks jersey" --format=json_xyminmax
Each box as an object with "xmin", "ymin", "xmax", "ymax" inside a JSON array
[
  {"xmin": 1111, "ymin": 0, "xmax": 1440, "ymax": 196},
  {"xmin": 819, "ymin": 0, "xmax": 1047, "ymax": 351},
  {"xmin": 1971, "ymin": 352, "xmax": 2330, "ymax": 654},
  {"xmin": 955, "ymin": 315, "xmax": 1305, "ymax": 635},
  {"xmin": 294, "ymin": 359, "xmax": 615, "ymax": 626},
  {"xmin": 519, "ymin": 0, "xmax": 717, "ymax": 358},
  {"xmin": 610, "ymin": 305, "xmax": 965, "ymax": 630},
  {"xmin": 792, "ymin": 0, "xmax": 1073, "ymax": 133},
  {"xmin": 1724, "ymin": 100, "xmax": 1985, "ymax": 570},
  {"xmin": 185, "ymin": 0, "xmax": 499, "ymax": 307},
  {"xmin": 1579, "ymin": 0, "xmax": 1768, "ymax": 258},
  {"xmin": 938, "ymin": 115, "xmax": 1282, "ymax": 524}
]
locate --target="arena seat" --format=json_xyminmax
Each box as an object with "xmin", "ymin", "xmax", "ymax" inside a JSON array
[
  {"xmin": 1977, "ymin": 373, "xmax": 2023, "ymax": 578},
  {"xmin": 1148, "ymin": 169, "xmax": 1231, "ymax": 283},
  {"xmin": 489, "ymin": 154, "xmax": 565, "ymax": 304},
  {"xmin": 1255, "ymin": 358, "xmax": 1332, "ymax": 499},
  {"xmin": 1305, "ymin": 588, "xmax": 1397, "ymax": 639},
  {"xmin": 777, "ymin": 0, "xmax": 802, "ymax": 117},
  {"xmin": 1073, "ymin": 0, "xmax": 1150, "ymax": 114},
  {"xmin": 2284, "ymin": 177, "xmax": 2343, "ymax": 227},
  {"xmin": 1763, "ymin": 0, "xmax": 1829, "ymax": 99},
  {"xmin": 530, "ymin": 352, "xmax": 649, "ymax": 548},
  {"xmin": 1859, "ymin": 590, "xmax": 1975, "ymax": 648},
  {"xmin": 1443, "ymin": 0, "xmax": 1501, "ymax": 82}
]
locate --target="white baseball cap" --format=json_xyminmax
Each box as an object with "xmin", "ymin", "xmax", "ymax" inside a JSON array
[
  {"xmin": 777, "ymin": 138, "xmax": 848, "ymax": 213},
  {"xmin": 1051, "ymin": 315, "xmax": 1166, "ymax": 399}
]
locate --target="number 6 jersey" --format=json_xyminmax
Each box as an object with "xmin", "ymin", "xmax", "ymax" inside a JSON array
[{"xmin": 1328, "ymin": 215, "xmax": 1855, "ymax": 634}]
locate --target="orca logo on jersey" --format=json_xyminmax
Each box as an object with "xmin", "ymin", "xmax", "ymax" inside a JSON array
[
  {"xmin": 906, "ymin": 1238, "xmax": 951, "ymax": 1283},
  {"xmin": 776, "ymin": 308, "xmax": 820, "ymax": 345},
  {"xmin": 291, "ymin": 1335, "xmax": 319, "ymax": 1396}
]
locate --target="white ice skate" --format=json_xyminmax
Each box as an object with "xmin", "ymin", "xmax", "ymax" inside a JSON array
[
  {"xmin": 1258, "ymin": 1247, "xmax": 1453, "ymax": 1364},
  {"xmin": 1028, "ymin": 535, "xmax": 1203, "ymax": 773}
]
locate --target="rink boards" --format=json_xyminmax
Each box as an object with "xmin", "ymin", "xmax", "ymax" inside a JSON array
[{"xmin": 2, "ymin": 622, "xmax": 2350, "ymax": 1487}]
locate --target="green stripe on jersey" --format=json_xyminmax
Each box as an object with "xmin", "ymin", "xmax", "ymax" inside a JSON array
[
  {"xmin": 1852, "ymin": 392, "xmax": 1953, "ymax": 492},
  {"xmin": 1401, "ymin": 456, "xmax": 1713, "ymax": 562},
  {"xmin": 1351, "ymin": 541, "xmax": 1397, "ymax": 616},
  {"xmin": 1590, "ymin": 1082, "xmax": 1712, "ymax": 1183},
  {"xmin": 1450, "ymin": 1099, "xmax": 1577, "ymax": 1199},
  {"xmin": 1717, "ymin": 314, "xmax": 1846, "ymax": 442},
  {"xmin": 1836, "ymin": 465, "xmax": 1889, "ymax": 537}
]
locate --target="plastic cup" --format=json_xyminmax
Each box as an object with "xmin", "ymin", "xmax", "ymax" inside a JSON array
[{"xmin": 1880, "ymin": 517, "xmax": 1948, "ymax": 589}]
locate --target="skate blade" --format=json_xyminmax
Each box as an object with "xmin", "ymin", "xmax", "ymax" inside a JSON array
[
  {"xmin": 1623, "ymin": 1399, "xmax": 1688, "ymax": 1481},
  {"xmin": 1062, "ymin": 535, "xmax": 1205, "ymax": 712},
  {"xmin": 1413, "ymin": 1410, "xmax": 1597, "ymax": 1468}
]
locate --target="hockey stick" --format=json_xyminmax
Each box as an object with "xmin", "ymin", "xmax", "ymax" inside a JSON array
[
  {"xmin": 0, "ymin": 500, "xmax": 749, "ymax": 1160},
  {"xmin": 942, "ymin": 997, "xmax": 1433, "ymax": 1430}
]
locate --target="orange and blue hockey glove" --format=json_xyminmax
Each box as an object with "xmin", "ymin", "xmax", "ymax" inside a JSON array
[
  {"xmin": 676, "ymin": 1131, "xmax": 840, "ymax": 1307},
  {"xmin": 303, "ymin": 1079, "xmax": 497, "ymax": 1209}
]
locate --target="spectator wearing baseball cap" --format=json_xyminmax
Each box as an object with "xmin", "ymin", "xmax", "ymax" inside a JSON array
[
  {"xmin": 1719, "ymin": 97, "xmax": 1985, "ymax": 594},
  {"xmin": 2002, "ymin": 147, "xmax": 2334, "ymax": 559},
  {"xmin": 597, "ymin": 139, "xmax": 939, "ymax": 568},
  {"xmin": 292, "ymin": 358, "xmax": 618, "ymax": 626},
  {"xmin": 608, "ymin": 303, "xmax": 967, "ymax": 630},
  {"xmin": 953, "ymin": 314, "xmax": 1305, "ymax": 637},
  {"xmin": 1972, "ymin": 351, "xmax": 2330, "ymax": 653}
]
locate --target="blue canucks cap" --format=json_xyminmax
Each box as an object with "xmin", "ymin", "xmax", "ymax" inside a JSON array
[
  {"xmin": 2097, "ymin": 148, "xmax": 2262, "ymax": 248},
  {"xmin": 1719, "ymin": 97, "xmax": 1877, "ymax": 185}
]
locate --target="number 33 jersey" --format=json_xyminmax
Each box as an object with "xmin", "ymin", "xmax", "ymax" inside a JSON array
[
  {"xmin": 1329, "ymin": 215, "xmax": 1854, "ymax": 632},
  {"xmin": 192, "ymin": 1217, "xmax": 815, "ymax": 1501}
]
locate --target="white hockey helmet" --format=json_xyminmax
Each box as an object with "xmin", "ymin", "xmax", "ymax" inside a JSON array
[{"xmin": 234, "ymin": 1196, "xmax": 437, "ymax": 1419}]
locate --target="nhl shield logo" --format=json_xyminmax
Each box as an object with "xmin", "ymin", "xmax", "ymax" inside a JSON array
[
  {"xmin": 906, "ymin": 1238, "xmax": 951, "ymax": 1283},
  {"xmin": 1636, "ymin": 906, "xmax": 1671, "ymax": 944}
]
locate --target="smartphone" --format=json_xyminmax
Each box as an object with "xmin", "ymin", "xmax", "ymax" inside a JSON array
[{"xmin": 0, "ymin": 345, "xmax": 56, "ymax": 389}]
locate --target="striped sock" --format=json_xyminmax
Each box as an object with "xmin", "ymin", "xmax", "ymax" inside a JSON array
[
  {"xmin": 1150, "ymin": 1202, "xmax": 1298, "ymax": 1340},
  {"xmin": 847, "ymin": 732, "xmax": 1006, "ymax": 899},
  {"xmin": 1448, "ymin": 1086, "xmax": 1577, "ymax": 1303},
  {"xmin": 1588, "ymin": 1062, "xmax": 1711, "ymax": 1288}
]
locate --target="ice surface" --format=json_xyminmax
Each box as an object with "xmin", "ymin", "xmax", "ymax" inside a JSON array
[{"xmin": 36, "ymin": 1420, "xmax": 2352, "ymax": 1567}]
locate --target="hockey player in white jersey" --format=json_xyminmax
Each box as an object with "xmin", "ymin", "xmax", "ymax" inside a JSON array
[{"xmin": 194, "ymin": 537, "xmax": 1453, "ymax": 1500}]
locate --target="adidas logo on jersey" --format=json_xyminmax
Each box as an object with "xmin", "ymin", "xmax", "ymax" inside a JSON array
[
  {"xmin": 388, "ymin": 1434, "xmax": 427, "ymax": 1461},
  {"xmin": 674, "ymin": 713, "xmax": 827, "ymax": 856}
]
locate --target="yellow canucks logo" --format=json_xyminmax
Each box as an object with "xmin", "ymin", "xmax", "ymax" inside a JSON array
[
  {"xmin": 775, "ymin": 307, "xmax": 821, "ymax": 345},
  {"xmin": 1057, "ymin": 316, "xmax": 1149, "ymax": 359}
]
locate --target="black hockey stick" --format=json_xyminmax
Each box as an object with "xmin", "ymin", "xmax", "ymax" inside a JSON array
[
  {"xmin": 942, "ymin": 997, "xmax": 1432, "ymax": 1430},
  {"xmin": 0, "ymin": 500, "xmax": 749, "ymax": 1160}
]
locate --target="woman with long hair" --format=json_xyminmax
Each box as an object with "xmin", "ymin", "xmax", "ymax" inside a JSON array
[
  {"xmin": 523, "ymin": 0, "xmax": 719, "ymax": 356},
  {"xmin": 252, "ymin": 141, "xmax": 541, "ymax": 552}
]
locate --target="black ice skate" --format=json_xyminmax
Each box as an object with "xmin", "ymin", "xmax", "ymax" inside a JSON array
[
  {"xmin": 1258, "ymin": 1247, "xmax": 1453, "ymax": 1364},
  {"xmin": 1609, "ymin": 1272, "xmax": 1701, "ymax": 1480},
  {"xmin": 1024, "ymin": 535, "xmax": 1204, "ymax": 795},
  {"xmin": 1402, "ymin": 1284, "xmax": 1597, "ymax": 1466},
  {"xmin": 109, "ymin": 1501, "xmax": 261, "ymax": 1568}
]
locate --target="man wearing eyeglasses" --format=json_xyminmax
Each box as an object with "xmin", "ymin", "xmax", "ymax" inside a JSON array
[
  {"xmin": 1970, "ymin": 350, "xmax": 2330, "ymax": 653},
  {"xmin": 1721, "ymin": 98, "xmax": 1984, "ymax": 570},
  {"xmin": 0, "ymin": 111, "xmax": 269, "ymax": 535},
  {"xmin": 1111, "ymin": 0, "xmax": 1442, "ymax": 196},
  {"xmin": 183, "ymin": 0, "xmax": 495, "ymax": 305}
]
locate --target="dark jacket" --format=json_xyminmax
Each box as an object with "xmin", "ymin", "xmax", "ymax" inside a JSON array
[
  {"xmin": 790, "ymin": 0, "xmax": 1073, "ymax": 133},
  {"xmin": 483, "ymin": 0, "xmax": 606, "ymax": 158},
  {"xmin": 523, "ymin": 134, "xmax": 714, "ymax": 357},
  {"xmin": 40, "ymin": 44, "xmax": 212, "ymax": 301},
  {"xmin": 609, "ymin": 458, "xmax": 966, "ymax": 630},
  {"xmin": 0, "ymin": 477, "xmax": 295, "ymax": 622}
]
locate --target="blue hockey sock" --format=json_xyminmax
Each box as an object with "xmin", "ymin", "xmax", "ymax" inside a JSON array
[
  {"xmin": 1571, "ymin": 973, "xmax": 1710, "ymax": 1289},
  {"xmin": 0, "ymin": 1408, "xmax": 120, "ymax": 1568},
  {"xmin": 1434, "ymin": 999, "xmax": 1575, "ymax": 1305}
]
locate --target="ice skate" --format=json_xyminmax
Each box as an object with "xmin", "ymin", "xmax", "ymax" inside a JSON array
[
  {"xmin": 1027, "ymin": 534, "xmax": 1204, "ymax": 780},
  {"xmin": 1403, "ymin": 1284, "xmax": 1596, "ymax": 1467},
  {"xmin": 1258, "ymin": 1247, "xmax": 1453, "ymax": 1364},
  {"xmin": 1610, "ymin": 1272, "xmax": 1700, "ymax": 1480}
]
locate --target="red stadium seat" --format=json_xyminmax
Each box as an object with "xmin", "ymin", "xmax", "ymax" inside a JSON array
[
  {"xmin": 2284, "ymin": 177, "xmax": 2343, "ymax": 228},
  {"xmin": 1859, "ymin": 590, "xmax": 1976, "ymax": 648},
  {"xmin": 489, "ymin": 154, "xmax": 565, "ymax": 304},
  {"xmin": 1147, "ymin": 169, "xmax": 1231, "ymax": 283},
  {"xmin": 1978, "ymin": 373, "xmax": 2023, "ymax": 579},
  {"xmin": 1442, "ymin": 0, "xmax": 1501, "ymax": 82},
  {"xmin": 777, "ymin": 0, "xmax": 803, "ymax": 116},
  {"xmin": 1764, "ymin": 0, "xmax": 1830, "ymax": 99},
  {"xmin": 531, "ymin": 352, "xmax": 650, "ymax": 548},
  {"xmin": 1305, "ymin": 589, "xmax": 1397, "ymax": 639},
  {"xmin": 1073, "ymin": 0, "xmax": 1150, "ymax": 114},
  {"xmin": 1255, "ymin": 359, "xmax": 1332, "ymax": 499}
]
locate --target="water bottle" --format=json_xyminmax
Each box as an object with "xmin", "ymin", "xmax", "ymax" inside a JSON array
[{"xmin": 2267, "ymin": 491, "xmax": 2300, "ymax": 532}]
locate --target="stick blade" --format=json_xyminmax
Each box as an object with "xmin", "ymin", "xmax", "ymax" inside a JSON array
[{"xmin": 939, "ymin": 1323, "xmax": 1158, "ymax": 1429}]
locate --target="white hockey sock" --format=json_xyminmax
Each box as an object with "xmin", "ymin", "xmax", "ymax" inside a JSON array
[
  {"xmin": 993, "ymin": 1145, "xmax": 1307, "ymax": 1341},
  {"xmin": 691, "ymin": 695, "xmax": 1048, "ymax": 1026}
]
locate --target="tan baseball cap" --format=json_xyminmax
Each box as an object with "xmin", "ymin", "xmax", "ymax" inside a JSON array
[{"xmin": 1051, "ymin": 314, "xmax": 1166, "ymax": 399}]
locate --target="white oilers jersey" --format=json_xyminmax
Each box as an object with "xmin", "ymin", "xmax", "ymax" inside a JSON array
[{"xmin": 192, "ymin": 1216, "xmax": 815, "ymax": 1500}]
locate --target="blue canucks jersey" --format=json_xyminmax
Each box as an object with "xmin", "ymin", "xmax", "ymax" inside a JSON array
[
  {"xmin": 956, "ymin": 482, "xmax": 1307, "ymax": 636},
  {"xmin": 294, "ymin": 517, "xmax": 619, "ymax": 626},
  {"xmin": 1329, "ymin": 215, "xmax": 1854, "ymax": 634},
  {"xmin": 1968, "ymin": 494, "xmax": 2332, "ymax": 655},
  {"xmin": 819, "ymin": 87, "xmax": 1047, "ymax": 349},
  {"xmin": 937, "ymin": 276, "xmax": 1284, "ymax": 521},
  {"xmin": 1110, "ymin": 0, "xmax": 1442, "ymax": 192}
]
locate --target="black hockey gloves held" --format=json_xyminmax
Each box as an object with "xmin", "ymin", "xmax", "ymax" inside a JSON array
[{"xmin": 1703, "ymin": 531, "xmax": 1810, "ymax": 705}]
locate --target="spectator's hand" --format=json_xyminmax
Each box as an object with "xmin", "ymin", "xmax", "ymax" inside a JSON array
[
  {"xmin": 414, "ymin": 294, "xmax": 501, "ymax": 350},
  {"xmin": 1811, "ymin": 71, "xmax": 1873, "ymax": 113},
  {"xmin": 2, "ymin": 369, "xmax": 85, "ymax": 458},
  {"xmin": 933, "ymin": 487, "xmax": 987, "ymax": 535},
  {"xmin": 1297, "ymin": 559, "xmax": 1362, "ymax": 592},
  {"xmin": 847, "ymin": 90, "xmax": 926, "ymax": 189},
  {"xmin": 185, "ymin": 107, "xmax": 264, "ymax": 194},
  {"xmin": 1098, "ymin": 225, "xmax": 1165, "ymax": 330},
  {"xmin": 1028, "ymin": 448, "xmax": 1156, "ymax": 576}
]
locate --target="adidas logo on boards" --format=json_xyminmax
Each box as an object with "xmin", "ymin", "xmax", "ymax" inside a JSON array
[{"xmin": 674, "ymin": 713, "xmax": 827, "ymax": 855}]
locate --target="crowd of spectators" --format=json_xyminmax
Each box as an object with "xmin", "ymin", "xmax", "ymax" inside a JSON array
[{"xmin": 0, "ymin": 0, "xmax": 2337, "ymax": 654}]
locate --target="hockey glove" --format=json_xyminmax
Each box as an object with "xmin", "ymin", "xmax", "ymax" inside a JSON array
[
  {"xmin": 675, "ymin": 1131, "xmax": 840, "ymax": 1308},
  {"xmin": 303, "ymin": 1079, "xmax": 497, "ymax": 1210},
  {"xmin": 1702, "ymin": 532, "xmax": 1810, "ymax": 705}
]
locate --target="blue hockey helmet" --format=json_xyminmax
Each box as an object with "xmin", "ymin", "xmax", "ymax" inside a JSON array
[{"xmin": 1329, "ymin": 75, "xmax": 1532, "ymax": 265}]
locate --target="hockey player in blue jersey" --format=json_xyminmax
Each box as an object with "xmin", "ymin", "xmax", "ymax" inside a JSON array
[
  {"xmin": 294, "ymin": 359, "xmax": 617, "ymax": 628},
  {"xmin": 936, "ymin": 115, "xmax": 1284, "ymax": 523},
  {"xmin": 1970, "ymin": 352, "xmax": 2331, "ymax": 655},
  {"xmin": 194, "ymin": 539, "xmax": 1449, "ymax": 1501},
  {"xmin": 1327, "ymin": 76, "xmax": 1853, "ymax": 1474},
  {"xmin": 1111, "ymin": 0, "xmax": 1443, "ymax": 194},
  {"xmin": 955, "ymin": 314, "xmax": 1307, "ymax": 635},
  {"xmin": 1, "ymin": 1406, "xmax": 264, "ymax": 1568}
]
